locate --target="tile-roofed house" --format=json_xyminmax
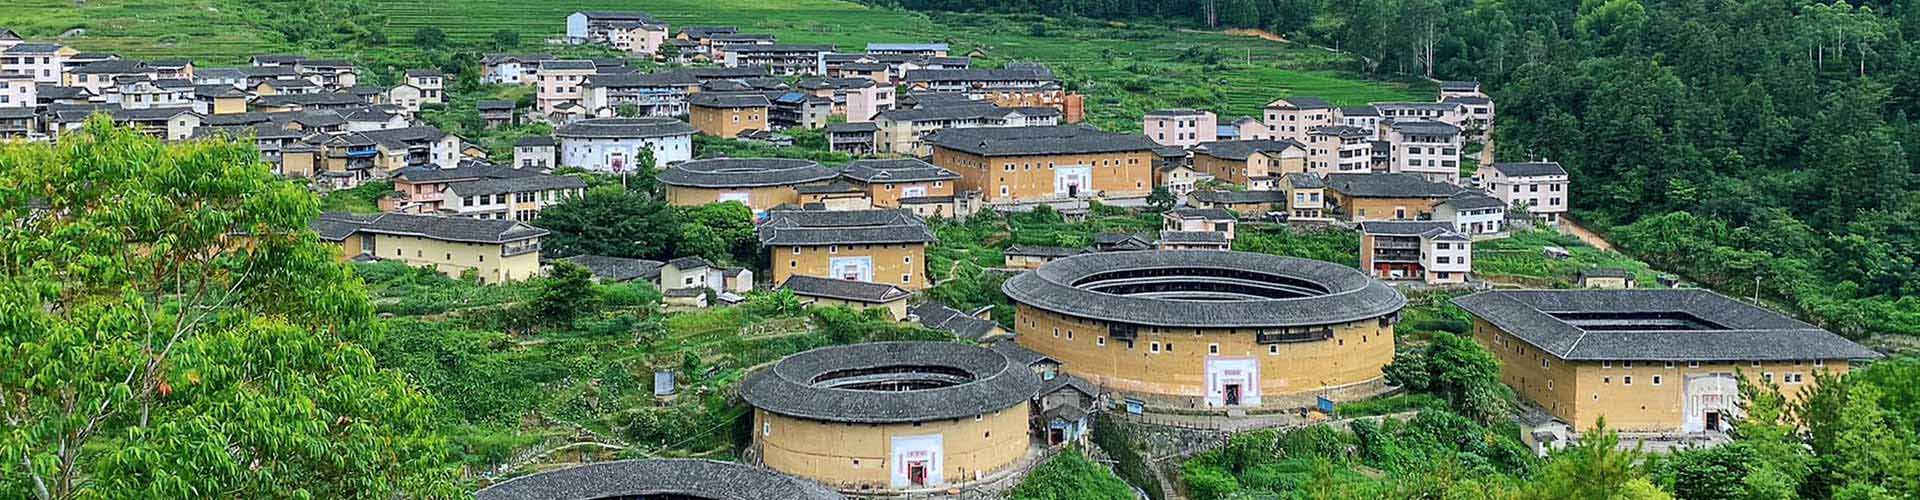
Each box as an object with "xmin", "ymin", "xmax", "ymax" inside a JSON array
[
  {"xmin": 1480, "ymin": 161, "xmax": 1571, "ymax": 223},
  {"xmin": 1576, "ymin": 267, "xmax": 1636, "ymax": 289},
  {"xmin": 476, "ymin": 459, "xmax": 843, "ymax": 500},
  {"xmin": 1359, "ymin": 220, "xmax": 1470, "ymax": 284},
  {"xmin": 556, "ymin": 255, "xmax": 666, "ymax": 283},
  {"xmin": 909, "ymin": 301, "xmax": 1005, "ymax": 341},
  {"xmin": 1190, "ymin": 139, "xmax": 1306, "ymax": 189},
  {"xmin": 927, "ymin": 125, "xmax": 1158, "ymax": 202},
  {"xmin": 440, "ymin": 173, "xmax": 588, "ymax": 220},
  {"xmin": 1453, "ymin": 289, "xmax": 1879, "ymax": 433},
  {"xmin": 780, "ymin": 275, "xmax": 913, "ymax": 319},
  {"xmin": 1003, "ymin": 245, "xmax": 1088, "ymax": 269},
  {"xmin": 759, "ymin": 208, "xmax": 935, "ymax": 290},
  {"xmin": 312, "ymin": 212, "xmax": 546, "ymax": 283},
  {"xmin": 688, "ymin": 92, "xmax": 770, "ymax": 137},
  {"xmin": 1323, "ymin": 172, "xmax": 1463, "ymax": 222},
  {"xmin": 1433, "ymin": 189, "xmax": 1507, "ymax": 235},
  {"xmin": 554, "ymin": 117, "xmax": 697, "ymax": 171},
  {"xmin": 1157, "ymin": 230, "xmax": 1230, "ymax": 251}
]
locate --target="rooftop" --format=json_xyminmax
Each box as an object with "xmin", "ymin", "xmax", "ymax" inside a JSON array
[
  {"xmin": 557, "ymin": 255, "xmax": 664, "ymax": 283},
  {"xmin": 555, "ymin": 117, "xmax": 697, "ymax": 139},
  {"xmin": 1194, "ymin": 139, "xmax": 1301, "ymax": 161},
  {"xmin": 1324, "ymin": 173, "xmax": 1461, "ymax": 199},
  {"xmin": 758, "ymin": 208, "xmax": 936, "ymax": 246},
  {"xmin": 910, "ymin": 302, "xmax": 1001, "ymax": 341},
  {"xmin": 690, "ymin": 92, "xmax": 771, "ymax": 109},
  {"xmin": 780, "ymin": 275, "xmax": 911, "ymax": 304},
  {"xmin": 1003, "ymin": 250, "xmax": 1405, "ymax": 328},
  {"xmin": 1190, "ymin": 190, "xmax": 1290, "ymax": 205},
  {"xmin": 1266, "ymin": 96, "xmax": 1332, "ymax": 109},
  {"xmin": 1453, "ymin": 290, "xmax": 1880, "ymax": 361},
  {"xmin": 475, "ymin": 459, "xmax": 842, "ymax": 500},
  {"xmin": 445, "ymin": 173, "xmax": 587, "ymax": 197},
  {"xmin": 1489, "ymin": 161, "xmax": 1568, "ymax": 177},
  {"xmin": 312, "ymin": 212, "xmax": 546, "ymax": 244},
  {"xmin": 659, "ymin": 158, "xmax": 836, "ymax": 188},
  {"xmin": 926, "ymin": 125, "xmax": 1157, "ymax": 157},
  {"xmin": 739, "ymin": 342, "xmax": 1041, "ymax": 423},
  {"xmin": 841, "ymin": 158, "xmax": 959, "ymax": 183}
]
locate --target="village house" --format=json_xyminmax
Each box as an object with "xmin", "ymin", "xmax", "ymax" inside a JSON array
[
  {"xmin": 1359, "ymin": 220, "xmax": 1471, "ymax": 284},
  {"xmin": 1438, "ymin": 80, "xmax": 1483, "ymax": 100},
  {"xmin": 0, "ymin": 106, "xmax": 35, "ymax": 140},
  {"xmin": 477, "ymin": 100, "xmax": 515, "ymax": 129},
  {"xmin": 1157, "ymin": 230, "xmax": 1231, "ymax": 251},
  {"xmin": 1262, "ymin": 97, "xmax": 1336, "ymax": 143},
  {"xmin": 1279, "ymin": 172, "xmax": 1330, "ymax": 222},
  {"xmin": 350, "ymin": 125, "xmax": 464, "ymax": 173},
  {"xmin": 1002, "ymin": 245, "xmax": 1087, "ymax": 269},
  {"xmin": 0, "ymin": 71, "xmax": 35, "ymax": 108},
  {"xmin": 66, "ymin": 59, "xmax": 153, "ymax": 96},
  {"xmin": 1384, "ymin": 119, "xmax": 1463, "ymax": 184},
  {"xmin": 566, "ymin": 11, "xmax": 669, "ymax": 55},
  {"xmin": 440, "ymin": 173, "xmax": 588, "ymax": 222},
  {"xmin": 824, "ymin": 121, "xmax": 878, "ymax": 155},
  {"xmin": 1373, "ymin": 101, "xmax": 1466, "ymax": 129},
  {"xmin": 1446, "ymin": 94, "xmax": 1495, "ymax": 136},
  {"xmin": 1188, "ymin": 190, "xmax": 1288, "ymax": 216},
  {"xmin": 252, "ymin": 92, "xmax": 367, "ymax": 114},
  {"xmin": 582, "ymin": 71, "xmax": 699, "ymax": 117},
  {"xmin": 795, "ymin": 180, "xmax": 873, "ymax": 211},
  {"xmin": 1433, "ymin": 190, "xmax": 1507, "ymax": 235},
  {"xmin": 780, "ymin": 275, "xmax": 913, "ymax": 320},
  {"xmin": 555, "ymin": 117, "xmax": 697, "ymax": 171},
  {"xmin": 1323, "ymin": 172, "xmax": 1462, "ymax": 222},
  {"xmin": 312, "ymin": 212, "xmax": 546, "ymax": 284},
  {"xmin": 902, "ymin": 65, "xmax": 1085, "ymax": 123},
  {"xmin": 1154, "ymin": 162, "xmax": 1211, "ymax": 196},
  {"xmin": 873, "ymin": 102, "xmax": 1060, "ymax": 156},
  {"xmin": 657, "ymin": 256, "xmax": 753, "ymax": 300},
  {"xmin": 928, "ymin": 125, "xmax": 1158, "ymax": 203},
  {"xmin": 513, "ymin": 136, "xmax": 557, "ymax": 170},
  {"xmin": 1163, "ymin": 207, "xmax": 1237, "ymax": 239},
  {"xmin": 1480, "ymin": 161, "xmax": 1571, "ymax": 223},
  {"xmin": 766, "ymin": 91, "xmax": 834, "ymax": 130},
  {"xmin": 688, "ymin": 93, "xmax": 770, "ymax": 138},
  {"xmin": 1340, "ymin": 105, "xmax": 1380, "ymax": 131},
  {"xmin": 383, "ymin": 163, "xmax": 543, "ymax": 213},
  {"xmin": 403, "ymin": 69, "xmax": 445, "ymax": 105},
  {"xmin": 911, "ymin": 301, "xmax": 1006, "ymax": 341},
  {"xmin": 2, "ymin": 43, "xmax": 75, "ymax": 84},
  {"xmin": 480, "ymin": 54, "xmax": 553, "ymax": 85},
  {"xmin": 1144, "ymin": 108, "xmax": 1218, "ymax": 148},
  {"xmin": 660, "ymin": 158, "xmax": 838, "ymax": 214},
  {"xmin": 341, "ymin": 105, "xmax": 409, "ymax": 132},
  {"xmin": 1454, "ymin": 289, "xmax": 1880, "ymax": 433},
  {"xmin": 796, "ymin": 77, "xmax": 894, "ymax": 122},
  {"xmin": 758, "ymin": 208, "xmax": 936, "ymax": 290},
  {"xmin": 296, "ymin": 59, "xmax": 357, "ymax": 89},
  {"xmin": 192, "ymin": 84, "xmax": 248, "ymax": 115},
  {"xmin": 50, "ymin": 105, "xmax": 202, "ymax": 141},
  {"xmin": 1304, "ymin": 125, "xmax": 1374, "ymax": 175},
  {"xmin": 721, "ymin": 44, "xmax": 834, "ymax": 76},
  {"xmin": 704, "ymin": 33, "xmax": 777, "ymax": 60},
  {"xmin": 1190, "ymin": 139, "xmax": 1305, "ymax": 190},
  {"xmin": 1576, "ymin": 268, "xmax": 1636, "ymax": 289},
  {"xmin": 840, "ymin": 159, "xmax": 962, "ymax": 210},
  {"xmin": 867, "ymin": 43, "xmax": 949, "ymax": 58},
  {"xmin": 536, "ymin": 59, "xmax": 597, "ymax": 116},
  {"xmin": 555, "ymin": 254, "xmax": 665, "ymax": 285}
]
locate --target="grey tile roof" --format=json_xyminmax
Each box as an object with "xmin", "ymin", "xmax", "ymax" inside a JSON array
[
  {"xmin": 740, "ymin": 342, "xmax": 1042, "ymax": 423},
  {"xmin": 1190, "ymin": 190, "xmax": 1289, "ymax": 205},
  {"xmin": 926, "ymin": 125, "xmax": 1157, "ymax": 157},
  {"xmin": 659, "ymin": 158, "xmax": 835, "ymax": 188},
  {"xmin": 314, "ymin": 212, "xmax": 546, "ymax": 244},
  {"xmin": 903, "ymin": 67, "xmax": 1053, "ymax": 83},
  {"xmin": 727, "ymin": 44, "xmax": 834, "ymax": 54},
  {"xmin": 868, "ymin": 43, "xmax": 950, "ymax": 52},
  {"xmin": 554, "ymin": 117, "xmax": 697, "ymax": 139},
  {"xmin": 1194, "ymin": 139, "xmax": 1302, "ymax": 161},
  {"xmin": 793, "ymin": 179, "xmax": 862, "ymax": 194},
  {"xmin": 70, "ymin": 59, "xmax": 147, "ymax": 74},
  {"xmin": 514, "ymin": 135, "xmax": 556, "ymax": 147},
  {"xmin": 758, "ymin": 208, "xmax": 935, "ymax": 246},
  {"xmin": 823, "ymin": 121, "xmax": 878, "ymax": 133},
  {"xmin": 1440, "ymin": 190, "xmax": 1505, "ymax": 210},
  {"xmin": 1359, "ymin": 221, "xmax": 1461, "ymax": 240},
  {"xmin": 1453, "ymin": 289, "xmax": 1880, "ymax": 361},
  {"xmin": 1003, "ymin": 250, "xmax": 1405, "ymax": 328},
  {"xmin": 1145, "ymin": 108, "xmax": 1209, "ymax": 117},
  {"xmin": 1439, "ymin": 80, "xmax": 1480, "ymax": 91},
  {"xmin": 1385, "ymin": 118, "xmax": 1461, "ymax": 136},
  {"xmin": 842, "ymin": 159, "xmax": 958, "ymax": 183},
  {"xmin": 310, "ymin": 212, "xmax": 379, "ymax": 241},
  {"xmin": 1166, "ymin": 207, "xmax": 1235, "ymax": 220},
  {"xmin": 1267, "ymin": 96, "xmax": 1331, "ymax": 109},
  {"xmin": 1159, "ymin": 230, "xmax": 1228, "ymax": 244},
  {"xmin": 1341, "ymin": 106, "xmax": 1379, "ymax": 117},
  {"xmin": 666, "ymin": 256, "xmax": 711, "ymax": 270},
  {"xmin": 1578, "ymin": 267, "xmax": 1632, "ymax": 279},
  {"xmin": 392, "ymin": 163, "xmax": 540, "ymax": 183},
  {"xmin": 690, "ymin": 92, "xmax": 770, "ymax": 108},
  {"xmin": 686, "ymin": 66, "xmax": 770, "ymax": 79},
  {"xmin": 476, "ymin": 459, "xmax": 843, "ymax": 500},
  {"xmin": 3, "ymin": 43, "xmax": 63, "ymax": 54},
  {"xmin": 254, "ymin": 92, "xmax": 366, "ymax": 108},
  {"xmin": 585, "ymin": 71, "xmax": 699, "ymax": 88},
  {"xmin": 781, "ymin": 275, "xmax": 910, "ymax": 303},
  {"xmin": 475, "ymin": 100, "xmax": 515, "ymax": 111},
  {"xmin": 1004, "ymin": 245, "xmax": 1087, "ymax": 258},
  {"xmin": 1284, "ymin": 172, "xmax": 1325, "ymax": 189},
  {"xmin": 910, "ymin": 301, "xmax": 1001, "ymax": 340},
  {"xmin": 357, "ymin": 126, "xmax": 450, "ymax": 150},
  {"xmin": 1489, "ymin": 161, "xmax": 1567, "ymax": 177},
  {"xmin": 989, "ymin": 340, "xmax": 1058, "ymax": 368},
  {"xmin": 1309, "ymin": 125, "xmax": 1372, "ymax": 138},
  {"xmin": 1444, "ymin": 95, "xmax": 1493, "ymax": 105},
  {"xmin": 1324, "ymin": 173, "xmax": 1461, "ymax": 199},
  {"xmin": 538, "ymin": 60, "xmax": 597, "ymax": 71},
  {"xmin": 558, "ymin": 255, "xmax": 663, "ymax": 282},
  {"xmin": 445, "ymin": 173, "xmax": 587, "ymax": 197}
]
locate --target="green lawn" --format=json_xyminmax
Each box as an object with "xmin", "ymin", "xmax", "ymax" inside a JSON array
[{"xmin": 2, "ymin": 0, "xmax": 1424, "ymax": 128}]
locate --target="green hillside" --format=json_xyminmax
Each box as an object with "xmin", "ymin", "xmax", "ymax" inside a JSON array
[{"xmin": 0, "ymin": 0, "xmax": 1425, "ymax": 127}]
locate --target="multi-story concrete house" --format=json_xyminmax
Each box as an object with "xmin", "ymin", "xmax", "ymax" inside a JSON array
[
  {"xmin": 1144, "ymin": 109, "xmax": 1218, "ymax": 148},
  {"xmin": 582, "ymin": 71, "xmax": 698, "ymax": 117},
  {"xmin": 536, "ymin": 60, "xmax": 596, "ymax": 116},
  {"xmin": 767, "ymin": 91, "xmax": 833, "ymax": 130},
  {"xmin": 796, "ymin": 77, "xmax": 895, "ymax": 121},
  {"xmin": 1154, "ymin": 163, "xmax": 1210, "ymax": 196},
  {"xmin": 0, "ymin": 70, "xmax": 35, "ymax": 108},
  {"xmin": 477, "ymin": 100, "xmax": 515, "ymax": 129},
  {"xmin": 556, "ymin": 117, "xmax": 697, "ymax": 171},
  {"xmin": 705, "ymin": 34, "xmax": 777, "ymax": 60},
  {"xmin": 867, "ymin": 43, "xmax": 950, "ymax": 58},
  {"xmin": 1359, "ymin": 221, "xmax": 1471, "ymax": 284},
  {"xmin": 1340, "ymin": 106, "xmax": 1380, "ymax": 132},
  {"xmin": 902, "ymin": 66, "xmax": 1085, "ymax": 123},
  {"xmin": 193, "ymin": 68, "xmax": 245, "ymax": 87},
  {"xmin": 688, "ymin": 93, "xmax": 770, "ymax": 138},
  {"xmin": 112, "ymin": 77, "xmax": 193, "ymax": 109},
  {"xmin": 1262, "ymin": 97, "xmax": 1336, "ymax": 143},
  {"xmin": 1454, "ymin": 289, "xmax": 1879, "ymax": 433},
  {"xmin": 1163, "ymin": 208, "xmax": 1237, "ymax": 239},
  {"xmin": 1480, "ymin": 161, "xmax": 1571, "ymax": 223},
  {"xmin": 824, "ymin": 122, "xmax": 878, "ymax": 154},
  {"xmin": 480, "ymin": 54, "xmax": 553, "ymax": 85},
  {"xmin": 1190, "ymin": 139, "xmax": 1305, "ymax": 190},
  {"xmin": 296, "ymin": 59, "xmax": 357, "ymax": 89},
  {"xmin": 357, "ymin": 125, "xmax": 463, "ymax": 172},
  {"xmin": 384, "ymin": 163, "xmax": 541, "ymax": 213},
  {"xmin": 928, "ymin": 125, "xmax": 1158, "ymax": 203},
  {"xmin": 2, "ymin": 43, "xmax": 74, "ymax": 84},
  {"xmin": 1374, "ymin": 102, "xmax": 1466, "ymax": 130},
  {"xmin": 759, "ymin": 208, "xmax": 936, "ymax": 290},
  {"xmin": 441, "ymin": 173, "xmax": 588, "ymax": 222},
  {"xmin": 147, "ymin": 59, "xmax": 193, "ymax": 80},
  {"xmin": 513, "ymin": 136, "xmax": 556, "ymax": 170},
  {"xmin": 566, "ymin": 11, "xmax": 668, "ymax": 55},
  {"xmin": 1437, "ymin": 80, "xmax": 1483, "ymax": 100},
  {"xmin": 255, "ymin": 77, "xmax": 323, "ymax": 96},
  {"xmin": 873, "ymin": 102, "xmax": 1060, "ymax": 156},
  {"xmin": 191, "ymin": 84, "xmax": 247, "ymax": 115},
  {"xmin": 721, "ymin": 44, "xmax": 833, "ymax": 75},
  {"xmin": 403, "ymin": 69, "xmax": 445, "ymax": 105},
  {"xmin": 49, "ymin": 105, "xmax": 202, "ymax": 141},
  {"xmin": 312, "ymin": 212, "xmax": 547, "ymax": 284},
  {"xmin": 1303, "ymin": 125, "xmax": 1373, "ymax": 175},
  {"xmin": 1433, "ymin": 190, "xmax": 1506, "ymax": 235},
  {"xmin": 1383, "ymin": 119, "xmax": 1463, "ymax": 184},
  {"xmin": 0, "ymin": 29, "xmax": 19, "ymax": 52},
  {"xmin": 66, "ymin": 59, "xmax": 152, "ymax": 96},
  {"xmin": 1445, "ymin": 95, "xmax": 1494, "ymax": 136},
  {"xmin": 1279, "ymin": 172, "xmax": 1330, "ymax": 222},
  {"xmin": 1323, "ymin": 172, "xmax": 1461, "ymax": 222}
]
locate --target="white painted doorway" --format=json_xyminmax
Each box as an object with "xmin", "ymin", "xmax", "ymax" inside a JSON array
[
  {"xmin": 890, "ymin": 434, "xmax": 944, "ymax": 488},
  {"xmin": 1205, "ymin": 357, "xmax": 1261, "ymax": 407},
  {"xmin": 1055, "ymin": 165, "xmax": 1091, "ymax": 198}
]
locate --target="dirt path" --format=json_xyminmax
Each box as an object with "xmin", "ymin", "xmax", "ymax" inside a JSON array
[
  {"xmin": 1223, "ymin": 28, "xmax": 1288, "ymax": 43},
  {"xmin": 1559, "ymin": 218, "xmax": 1615, "ymax": 252}
]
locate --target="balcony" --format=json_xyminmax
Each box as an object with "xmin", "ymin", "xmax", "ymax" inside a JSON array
[
  {"xmin": 501, "ymin": 240, "xmax": 541, "ymax": 257},
  {"xmin": 1373, "ymin": 250, "xmax": 1422, "ymax": 263},
  {"xmin": 1257, "ymin": 328, "xmax": 1333, "ymax": 344}
]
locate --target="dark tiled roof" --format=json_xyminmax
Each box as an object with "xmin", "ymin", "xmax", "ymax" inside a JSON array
[
  {"xmin": 1440, "ymin": 190, "xmax": 1505, "ymax": 210},
  {"xmin": 445, "ymin": 173, "xmax": 587, "ymax": 197},
  {"xmin": 842, "ymin": 159, "xmax": 958, "ymax": 183},
  {"xmin": 476, "ymin": 100, "xmax": 515, "ymax": 111},
  {"xmin": 1166, "ymin": 207, "xmax": 1235, "ymax": 220},
  {"xmin": 476, "ymin": 459, "xmax": 843, "ymax": 500},
  {"xmin": 824, "ymin": 121, "xmax": 878, "ymax": 133},
  {"xmin": 1444, "ymin": 95, "xmax": 1493, "ymax": 105},
  {"xmin": 1190, "ymin": 190, "xmax": 1288, "ymax": 205},
  {"xmin": 539, "ymin": 60, "xmax": 597, "ymax": 71},
  {"xmin": 926, "ymin": 125, "xmax": 1156, "ymax": 157},
  {"xmin": 740, "ymin": 342, "xmax": 1041, "ymax": 423},
  {"xmin": 1452, "ymin": 290, "xmax": 1880, "ymax": 361},
  {"xmin": 690, "ymin": 92, "xmax": 770, "ymax": 108},
  {"xmin": 1004, "ymin": 245, "xmax": 1088, "ymax": 258},
  {"xmin": 1324, "ymin": 173, "xmax": 1460, "ymax": 199},
  {"xmin": 727, "ymin": 44, "xmax": 834, "ymax": 54},
  {"xmin": 1267, "ymin": 96, "xmax": 1331, "ymax": 109},
  {"xmin": 1309, "ymin": 125, "xmax": 1372, "ymax": 138},
  {"xmin": 254, "ymin": 92, "xmax": 365, "ymax": 108},
  {"xmin": 558, "ymin": 255, "xmax": 664, "ymax": 282},
  {"xmin": 1385, "ymin": 119, "xmax": 1460, "ymax": 136},
  {"xmin": 357, "ymin": 126, "xmax": 450, "ymax": 150},
  {"xmin": 3, "ymin": 43, "xmax": 63, "ymax": 54},
  {"xmin": 781, "ymin": 275, "xmax": 910, "ymax": 303},
  {"xmin": 514, "ymin": 135, "xmax": 556, "ymax": 147},
  {"xmin": 659, "ymin": 158, "xmax": 835, "ymax": 188},
  {"xmin": 1341, "ymin": 106, "xmax": 1379, "ymax": 117},
  {"xmin": 1489, "ymin": 161, "xmax": 1567, "ymax": 177},
  {"xmin": 1284, "ymin": 172, "xmax": 1325, "ymax": 189},
  {"xmin": 1439, "ymin": 80, "xmax": 1480, "ymax": 91},
  {"xmin": 392, "ymin": 163, "xmax": 538, "ymax": 183},
  {"xmin": 313, "ymin": 212, "xmax": 545, "ymax": 244},
  {"xmin": 70, "ymin": 59, "xmax": 147, "ymax": 74},
  {"xmin": 903, "ymin": 67, "xmax": 1053, "ymax": 82},
  {"xmin": 586, "ymin": 71, "xmax": 699, "ymax": 88},
  {"xmin": 310, "ymin": 212, "xmax": 379, "ymax": 241},
  {"xmin": 666, "ymin": 256, "xmax": 712, "ymax": 270},
  {"xmin": 910, "ymin": 301, "xmax": 1001, "ymax": 340},
  {"xmin": 404, "ymin": 69, "xmax": 443, "ymax": 77},
  {"xmin": 1194, "ymin": 139, "xmax": 1301, "ymax": 161},
  {"xmin": 1145, "ymin": 108, "xmax": 1210, "ymax": 117},
  {"xmin": 1358, "ymin": 221, "xmax": 1460, "ymax": 238},
  {"xmin": 989, "ymin": 340, "xmax": 1057, "ymax": 368},
  {"xmin": 794, "ymin": 179, "xmax": 862, "ymax": 194},
  {"xmin": 1578, "ymin": 267, "xmax": 1633, "ymax": 279},
  {"xmin": 1003, "ymin": 250, "xmax": 1405, "ymax": 328},
  {"xmin": 555, "ymin": 117, "xmax": 696, "ymax": 139},
  {"xmin": 1159, "ymin": 230, "xmax": 1228, "ymax": 244},
  {"xmin": 758, "ymin": 209, "xmax": 935, "ymax": 246}
]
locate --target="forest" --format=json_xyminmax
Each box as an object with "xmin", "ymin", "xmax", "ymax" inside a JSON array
[{"xmin": 862, "ymin": 0, "xmax": 1920, "ymax": 340}]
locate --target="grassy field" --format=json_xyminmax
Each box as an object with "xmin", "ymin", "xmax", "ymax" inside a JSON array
[{"xmin": 1, "ymin": 0, "xmax": 1425, "ymax": 127}]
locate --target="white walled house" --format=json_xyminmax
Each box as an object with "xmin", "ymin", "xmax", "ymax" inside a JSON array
[
  {"xmin": 1480, "ymin": 161, "xmax": 1571, "ymax": 223},
  {"xmin": 556, "ymin": 117, "xmax": 697, "ymax": 172},
  {"xmin": 1384, "ymin": 119, "xmax": 1462, "ymax": 185}
]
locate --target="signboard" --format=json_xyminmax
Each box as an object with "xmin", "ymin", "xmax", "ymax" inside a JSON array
[
  {"xmin": 1125, "ymin": 398, "xmax": 1145, "ymax": 415},
  {"xmin": 1317, "ymin": 396, "xmax": 1336, "ymax": 415}
]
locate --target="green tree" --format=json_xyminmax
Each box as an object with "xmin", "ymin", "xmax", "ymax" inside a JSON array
[
  {"xmin": 1009, "ymin": 449, "xmax": 1134, "ymax": 500},
  {"xmin": 534, "ymin": 185, "xmax": 680, "ymax": 260},
  {"xmin": 1147, "ymin": 186, "xmax": 1176, "ymax": 211},
  {"xmin": 673, "ymin": 202, "xmax": 756, "ymax": 265},
  {"xmin": 1381, "ymin": 331, "xmax": 1513, "ymax": 423},
  {"xmin": 490, "ymin": 28, "xmax": 521, "ymax": 50},
  {"xmin": 531, "ymin": 261, "xmax": 602, "ymax": 327},
  {"xmin": 414, "ymin": 26, "xmax": 449, "ymax": 50},
  {"xmin": 1524, "ymin": 422, "xmax": 1669, "ymax": 500},
  {"xmin": 0, "ymin": 118, "xmax": 457, "ymax": 499}
]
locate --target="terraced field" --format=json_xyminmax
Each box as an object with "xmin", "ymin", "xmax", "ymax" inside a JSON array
[{"xmin": 1, "ymin": 0, "xmax": 1427, "ymax": 124}]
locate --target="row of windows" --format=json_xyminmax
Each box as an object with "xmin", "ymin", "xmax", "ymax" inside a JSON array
[{"xmin": 1601, "ymin": 359, "xmax": 1825, "ymax": 369}]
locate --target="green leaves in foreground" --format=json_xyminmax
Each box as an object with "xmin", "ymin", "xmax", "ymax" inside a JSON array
[{"xmin": 0, "ymin": 117, "xmax": 458, "ymax": 499}]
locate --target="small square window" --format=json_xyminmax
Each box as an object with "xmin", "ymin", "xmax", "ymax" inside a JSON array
[
  {"xmin": 1652, "ymin": 376, "xmax": 1662, "ymax": 386},
  {"xmin": 1624, "ymin": 376, "xmax": 1633, "ymax": 385},
  {"xmin": 1208, "ymin": 344, "xmax": 1219, "ymax": 355}
]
